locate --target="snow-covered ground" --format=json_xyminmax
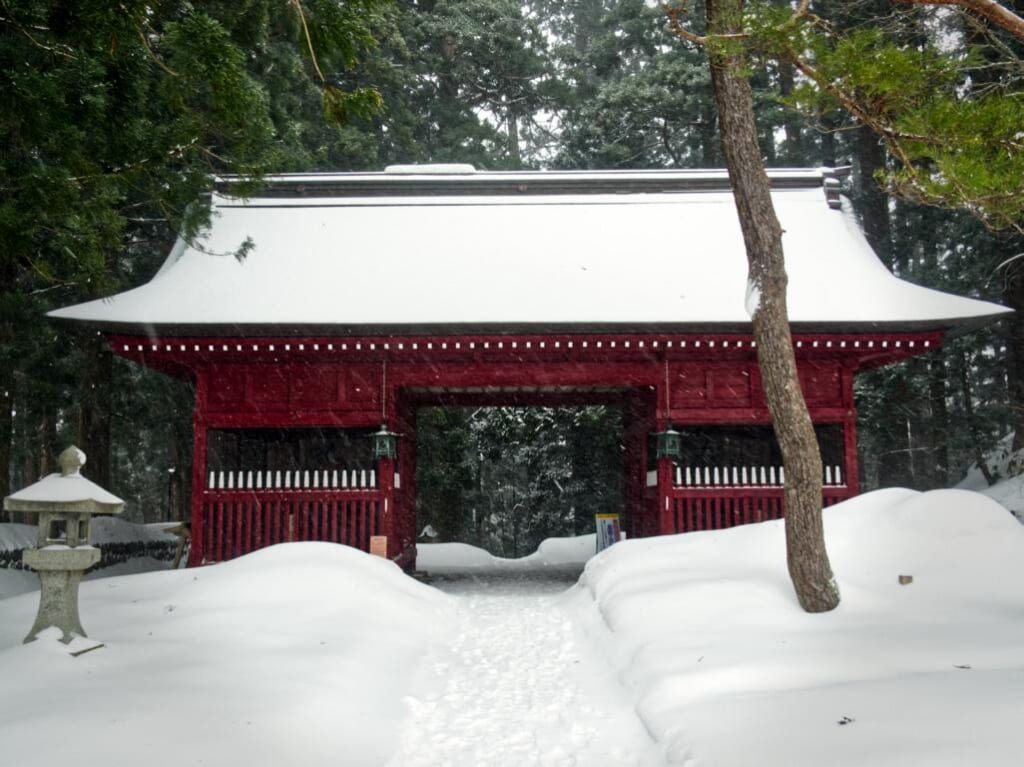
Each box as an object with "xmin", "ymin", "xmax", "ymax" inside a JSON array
[
  {"xmin": 1, "ymin": 488, "xmax": 1022, "ymax": 766},
  {"xmin": 572, "ymin": 488, "xmax": 1024, "ymax": 766},
  {"xmin": 416, "ymin": 533, "xmax": 596, "ymax": 575},
  {"xmin": 0, "ymin": 543, "xmax": 452, "ymax": 767},
  {"xmin": 388, "ymin": 572, "xmax": 662, "ymax": 767}
]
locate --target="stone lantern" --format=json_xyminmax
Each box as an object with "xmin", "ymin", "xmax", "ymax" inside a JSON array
[{"xmin": 3, "ymin": 446, "xmax": 124, "ymax": 643}]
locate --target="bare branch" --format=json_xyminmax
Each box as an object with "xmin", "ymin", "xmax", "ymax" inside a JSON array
[
  {"xmin": 138, "ymin": 26, "xmax": 177, "ymax": 77},
  {"xmin": 664, "ymin": 6, "xmax": 707, "ymax": 46},
  {"xmin": 896, "ymin": 0, "xmax": 1024, "ymax": 40},
  {"xmin": 290, "ymin": 0, "xmax": 327, "ymax": 84},
  {"xmin": 0, "ymin": 1, "xmax": 76, "ymax": 59}
]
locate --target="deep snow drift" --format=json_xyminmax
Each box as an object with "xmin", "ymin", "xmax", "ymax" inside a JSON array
[
  {"xmin": 1, "ymin": 489, "xmax": 1022, "ymax": 766},
  {"xmin": 571, "ymin": 488, "xmax": 1024, "ymax": 766},
  {"xmin": 416, "ymin": 533, "xmax": 596, "ymax": 575},
  {"xmin": 0, "ymin": 543, "xmax": 452, "ymax": 767}
]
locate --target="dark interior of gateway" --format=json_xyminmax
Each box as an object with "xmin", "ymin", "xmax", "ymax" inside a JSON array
[
  {"xmin": 206, "ymin": 427, "xmax": 377, "ymax": 475},
  {"xmin": 654, "ymin": 424, "xmax": 846, "ymax": 472},
  {"xmin": 205, "ymin": 422, "xmax": 846, "ymax": 484}
]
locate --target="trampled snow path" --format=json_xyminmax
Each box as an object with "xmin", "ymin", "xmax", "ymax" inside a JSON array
[{"xmin": 387, "ymin": 573, "xmax": 665, "ymax": 767}]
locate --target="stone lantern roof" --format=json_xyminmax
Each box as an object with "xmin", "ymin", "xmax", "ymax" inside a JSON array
[{"xmin": 4, "ymin": 447, "xmax": 124, "ymax": 515}]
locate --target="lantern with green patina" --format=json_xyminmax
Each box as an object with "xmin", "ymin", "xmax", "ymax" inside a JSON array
[
  {"xmin": 371, "ymin": 425, "xmax": 398, "ymax": 460},
  {"xmin": 654, "ymin": 426, "xmax": 682, "ymax": 461}
]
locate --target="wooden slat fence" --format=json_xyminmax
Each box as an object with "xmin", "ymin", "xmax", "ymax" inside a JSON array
[
  {"xmin": 668, "ymin": 463, "xmax": 853, "ymax": 534},
  {"xmin": 200, "ymin": 468, "xmax": 382, "ymax": 563},
  {"xmin": 674, "ymin": 464, "xmax": 846, "ymax": 488}
]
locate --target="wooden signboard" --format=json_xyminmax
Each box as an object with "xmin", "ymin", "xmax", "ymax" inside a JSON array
[{"xmin": 369, "ymin": 536, "xmax": 388, "ymax": 558}]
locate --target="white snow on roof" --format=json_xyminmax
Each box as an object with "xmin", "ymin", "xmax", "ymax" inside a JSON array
[
  {"xmin": 49, "ymin": 179, "xmax": 1009, "ymax": 333},
  {"xmin": 5, "ymin": 472, "xmax": 124, "ymax": 512}
]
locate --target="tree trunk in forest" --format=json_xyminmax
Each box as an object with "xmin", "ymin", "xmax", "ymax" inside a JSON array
[
  {"xmin": 777, "ymin": 60, "xmax": 805, "ymax": 161},
  {"xmin": 706, "ymin": 0, "xmax": 839, "ymax": 612},
  {"xmin": 507, "ymin": 106, "xmax": 521, "ymax": 168},
  {"xmin": 0, "ymin": 382, "xmax": 10, "ymax": 521},
  {"xmin": 961, "ymin": 351, "xmax": 998, "ymax": 485},
  {"xmin": 855, "ymin": 128, "xmax": 892, "ymax": 267},
  {"xmin": 78, "ymin": 330, "xmax": 113, "ymax": 489},
  {"xmin": 1003, "ymin": 262, "xmax": 1024, "ymax": 451},
  {"xmin": 927, "ymin": 357, "xmax": 949, "ymax": 486},
  {"xmin": 700, "ymin": 99, "xmax": 720, "ymax": 166},
  {"xmin": 819, "ymin": 114, "xmax": 837, "ymax": 168}
]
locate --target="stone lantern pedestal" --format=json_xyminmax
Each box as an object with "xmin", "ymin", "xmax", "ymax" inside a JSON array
[{"xmin": 4, "ymin": 446, "xmax": 124, "ymax": 644}]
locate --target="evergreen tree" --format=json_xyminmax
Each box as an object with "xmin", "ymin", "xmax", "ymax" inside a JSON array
[{"xmin": 1, "ymin": 0, "xmax": 386, "ymax": 515}]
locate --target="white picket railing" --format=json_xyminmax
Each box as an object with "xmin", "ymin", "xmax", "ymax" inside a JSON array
[
  {"xmin": 206, "ymin": 468, "xmax": 378, "ymax": 490},
  {"xmin": 673, "ymin": 464, "xmax": 845, "ymax": 488}
]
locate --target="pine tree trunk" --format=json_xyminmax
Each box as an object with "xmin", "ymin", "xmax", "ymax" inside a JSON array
[
  {"xmin": 507, "ymin": 106, "xmax": 521, "ymax": 169},
  {"xmin": 855, "ymin": 128, "xmax": 892, "ymax": 267},
  {"xmin": 1003, "ymin": 264, "xmax": 1024, "ymax": 451},
  {"xmin": 927, "ymin": 357, "xmax": 950, "ymax": 486},
  {"xmin": 777, "ymin": 60, "xmax": 805, "ymax": 160},
  {"xmin": 961, "ymin": 351, "xmax": 997, "ymax": 486},
  {"xmin": 78, "ymin": 330, "xmax": 113, "ymax": 489},
  {"xmin": 706, "ymin": 0, "xmax": 839, "ymax": 612},
  {"xmin": 0, "ymin": 375, "xmax": 11, "ymax": 521}
]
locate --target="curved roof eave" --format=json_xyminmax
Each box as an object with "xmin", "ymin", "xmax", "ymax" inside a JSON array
[{"xmin": 48, "ymin": 169, "xmax": 1011, "ymax": 336}]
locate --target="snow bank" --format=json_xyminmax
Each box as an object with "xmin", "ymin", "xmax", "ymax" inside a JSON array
[
  {"xmin": 417, "ymin": 533, "xmax": 596, "ymax": 574},
  {"xmin": 0, "ymin": 542, "xmax": 453, "ymax": 767},
  {"xmin": 567, "ymin": 489, "xmax": 1024, "ymax": 766}
]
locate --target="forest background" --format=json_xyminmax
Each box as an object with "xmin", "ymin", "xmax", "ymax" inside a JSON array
[{"xmin": 1, "ymin": 0, "xmax": 1021, "ymax": 557}]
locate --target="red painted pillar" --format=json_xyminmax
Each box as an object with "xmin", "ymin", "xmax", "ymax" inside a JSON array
[
  {"xmin": 377, "ymin": 455, "xmax": 397, "ymax": 558},
  {"xmin": 188, "ymin": 379, "xmax": 208, "ymax": 566},
  {"xmin": 656, "ymin": 453, "xmax": 675, "ymax": 535},
  {"xmin": 395, "ymin": 395, "xmax": 418, "ymax": 570},
  {"xmin": 621, "ymin": 394, "xmax": 644, "ymax": 539},
  {"xmin": 840, "ymin": 364, "xmax": 860, "ymax": 497},
  {"xmin": 843, "ymin": 416, "xmax": 860, "ymax": 497},
  {"xmin": 654, "ymin": 372, "xmax": 676, "ymax": 537}
]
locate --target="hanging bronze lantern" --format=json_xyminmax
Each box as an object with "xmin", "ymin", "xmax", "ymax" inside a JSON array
[
  {"xmin": 371, "ymin": 425, "xmax": 398, "ymax": 460},
  {"xmin": 654, "ymin": 426, "xmax": 682, "ymax": 460}
]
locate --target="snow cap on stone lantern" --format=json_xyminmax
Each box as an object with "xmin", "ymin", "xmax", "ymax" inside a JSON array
[
  {"xmin": 5, "ymin": 446, "xmax": 124, "ymax": 548},
  {"xmin": 4, "ymin": 446, "xmax": 124, "ymax": 643}
]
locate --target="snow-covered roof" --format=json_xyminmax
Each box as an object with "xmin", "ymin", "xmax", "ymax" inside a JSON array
[{"xmin": 49, "ymin": 167, "xmax": 1009, "ymax": 336}]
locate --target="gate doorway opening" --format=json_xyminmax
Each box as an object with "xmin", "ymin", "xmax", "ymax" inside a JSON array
[{"xmin": 414, "ymin": 406, "xmax": 624, "ymax": 559}]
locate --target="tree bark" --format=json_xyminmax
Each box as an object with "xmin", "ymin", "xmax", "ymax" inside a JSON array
[
  {"xmin": 960, "ymin": 351, "xmax": 997, "ymax": 485},
  {"xmin": 706, "ymin": 0, "xmax": 839, "ymax": 612},
  {"xmin": 927, "ymin": 356, "xmax": 950, "ymax": 486},
  {"xmin": 0, "ymin": 378, "xmax": 10, "ymax": 521},
  {"xmin": 78, "ymin": 330, "xmax": 113, "ymax": 489},
  {"xmin": 777, "ymin": 60, "xmax": 805, "ymax": 162},
  {"xmin": 855, "ymin": 128, "xmax": 892, "ymax": 268},
  {"xmin": 1002, "ymin": 260, "xmax": 1024, "ymax": 451}
]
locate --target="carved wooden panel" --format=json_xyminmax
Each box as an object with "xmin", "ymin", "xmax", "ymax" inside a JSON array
[
  {"xmin": 290, "ymin": 365, "xmax": 338, "ymax": 405},
  {"xmin": 799, "ymin": 364, "xmax": 842, "ymax": 406},
  {"xmin": 707, "ymin": 368, "xmax": 752, "ymax": 406}
]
